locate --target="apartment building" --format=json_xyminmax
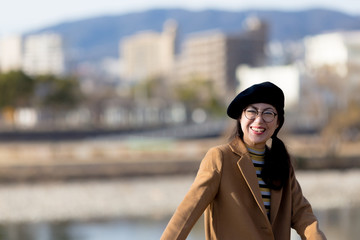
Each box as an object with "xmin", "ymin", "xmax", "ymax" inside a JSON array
[
  {"xmin": 22, "ymin": 33, "xmax": 65, "ymax": 76},
  {"xmin": 120, "ymin": 19, "xmax": 178, "ymax": 83},
  {"xmin": 174, "ymin": 17, "xmax": 268, "ymax": 102}
]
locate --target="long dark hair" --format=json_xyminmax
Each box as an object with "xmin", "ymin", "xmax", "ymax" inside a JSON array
[{"xmin": 233, "ymin": 121, "xmax": 291, "ymax": 190}]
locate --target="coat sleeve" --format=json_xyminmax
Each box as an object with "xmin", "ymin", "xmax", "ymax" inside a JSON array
[
  {"xmin": 290, "ymin": 166, "xmax": 327, "ymax": 240},
  {"xmin": 160, "ymin": 146, "xmax": 223, "ymax": 240}
]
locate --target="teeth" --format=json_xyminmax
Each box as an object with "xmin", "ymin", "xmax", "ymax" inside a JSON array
[{"xmin": 251, "ymin": 127, "xmax": 265, "ymax": 133}]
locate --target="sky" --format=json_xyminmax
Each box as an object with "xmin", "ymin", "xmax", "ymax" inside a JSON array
[{"xmin": 1, "ymin": 0, "xmax": 360, "ymax": 36}]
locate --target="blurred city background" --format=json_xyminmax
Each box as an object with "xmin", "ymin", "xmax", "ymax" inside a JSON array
[{"xmin": 0, "ymin": 1, "xmax": 360, "ymax": 239}]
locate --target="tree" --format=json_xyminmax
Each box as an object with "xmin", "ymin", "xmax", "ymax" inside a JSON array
[
  {"xmin": 0, "ymin": 71, "xmax": 34, "ymax": 108},
  {"xmin": 34, "ymin": 75, "xmax": 82, "ymax": 110}
]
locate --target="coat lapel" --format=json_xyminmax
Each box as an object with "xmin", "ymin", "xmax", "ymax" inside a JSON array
[
  {"xmin": 237, "ymin": 156, "xmax": 267, "ymax": 215},
  {"xmin": 229, "ymin": 138, "xmax": 267, "ymax": 216}
]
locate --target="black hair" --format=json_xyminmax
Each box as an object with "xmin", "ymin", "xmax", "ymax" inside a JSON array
[
  {"xmin": 262, "ymin": 136, "xmax": 291, "ymax": 190},
  {"xmin": 233, "ymin": 120, "xmax": 290, "ymax": 190}
]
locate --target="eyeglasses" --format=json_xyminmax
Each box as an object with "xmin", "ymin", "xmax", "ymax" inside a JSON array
[{"xmin": 243, "ymin": 108, "xmax": 277, "ymax": 123}]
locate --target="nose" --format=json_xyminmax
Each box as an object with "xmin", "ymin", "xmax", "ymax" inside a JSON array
[{"xmin": 253, "ymin": 114, "xmax": 265, "ymax": 123}]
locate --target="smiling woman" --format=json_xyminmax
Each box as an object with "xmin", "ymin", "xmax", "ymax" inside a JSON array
[{"xmin": 161, "ymin": 82, "xmax": 327, "ymax": 240}]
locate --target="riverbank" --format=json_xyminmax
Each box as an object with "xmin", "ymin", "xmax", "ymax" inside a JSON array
[
  {"xmin": 0, "ymin": 137, "xmax": 219, "ymax": 182},
  {"xmin": 0, "ymin": 135, "xmax": 359, "ymax": 182},
  {"xmin": 0, "ymin": 170, "xmax": 358, "ymax": 224}
]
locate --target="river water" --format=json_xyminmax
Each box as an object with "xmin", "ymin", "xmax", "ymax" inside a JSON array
[
  {"xmin": 0, "ymin": 207, "xmax": 359, "ymax": 240},
  {"xmin": 0, "ymin": 171, "xmax": 358, "ymax": 240}
]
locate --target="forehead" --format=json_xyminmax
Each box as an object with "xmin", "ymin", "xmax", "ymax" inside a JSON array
[{"xmin": 246, "ymin": 103, "xmax": 276, "ymax": 111}]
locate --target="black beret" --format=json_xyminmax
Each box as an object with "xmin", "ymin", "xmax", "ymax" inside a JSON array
[{"xmin": 227, "ymin": 81, "xmax": 284, "ymax": 119}]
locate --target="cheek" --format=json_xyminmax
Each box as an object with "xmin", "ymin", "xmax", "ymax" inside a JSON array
[
  {"xmin": 269, "ymin": 122, "xmax": 279, "ymax": 134},
  {"xmin": 239, "ymin": 117, "xmax": 248, "ymax": 132}
]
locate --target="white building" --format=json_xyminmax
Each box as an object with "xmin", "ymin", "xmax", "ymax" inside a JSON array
[
  {"xmin": 22, "ymin": 33, "xmax": 65, "ymax": 76},
  {"xmin": 305, "ymin": 31, "xmax": 360, "ymax": 76},
  {"xmin": 120, "ymin": 19, "xmax": 177, "ymax": 83},
  {"xmin": 0, "ymin": 35, "xmax": 22, "ymax": 72}
]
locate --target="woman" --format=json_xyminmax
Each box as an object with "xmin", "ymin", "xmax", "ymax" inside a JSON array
[{"xmin": 161, "ymin": 82, "xmax": 326, "ymax": 240}]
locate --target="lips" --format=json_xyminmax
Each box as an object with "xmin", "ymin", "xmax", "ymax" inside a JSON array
[{"xmin": 250, "ymin": 126, "xmax": 265, "ymax": 133}]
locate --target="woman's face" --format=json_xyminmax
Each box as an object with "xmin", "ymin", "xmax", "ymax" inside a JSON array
[{"xmin": 239, "ymin": 103, "xmax": 279, "ymax": 149}]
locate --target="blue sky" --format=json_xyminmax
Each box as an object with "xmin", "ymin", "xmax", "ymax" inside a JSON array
[{"xmin": 1, "ymin": 0, "xmax": 359, "ymax": 36}]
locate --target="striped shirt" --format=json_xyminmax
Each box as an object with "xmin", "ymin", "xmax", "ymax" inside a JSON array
[{"xmin": 247, "ymin": 146, "xmax": 271, "ymax": 219}]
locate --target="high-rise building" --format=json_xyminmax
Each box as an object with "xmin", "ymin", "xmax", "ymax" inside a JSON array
[
  {"xmin": 174, "ymin": 17, "xmax": 268, "ymax": 102},
  {"xmin": 120, "ymin": 19, "xmax": 178, "ymax": 83},
  {"xmin": 0, "ymin": 35, "xmax": 22, "ymax": 72},
  {"xmin": 22, "ymin": 33, "xmax": 65, "ymax": 76}
]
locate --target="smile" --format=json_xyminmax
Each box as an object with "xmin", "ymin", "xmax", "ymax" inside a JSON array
[{"xmin": 250, "ymin": 127, "xmax": 265, "ymax": 133}]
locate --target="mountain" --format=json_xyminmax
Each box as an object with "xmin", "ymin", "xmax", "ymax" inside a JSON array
[{"xmin": 29, "ymin": 8, "xmax": 360, "ymax": 63}]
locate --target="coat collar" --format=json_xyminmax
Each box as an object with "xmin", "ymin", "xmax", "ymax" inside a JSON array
[{"xmin": 228, "ymin": 137, "xmax": 283, "ymax": 225}]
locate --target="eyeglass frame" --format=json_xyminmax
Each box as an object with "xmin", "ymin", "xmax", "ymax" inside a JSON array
[{"xmin": 243, "ymin": 107, "xmax": 278, "ymax": 123}]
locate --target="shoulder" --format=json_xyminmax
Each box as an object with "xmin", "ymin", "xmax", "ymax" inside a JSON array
[
  {"xmin": 199, "ymin": 144, "xmax": 229, "ymax": 172},
  {"xmin": 209, "ymin": 143, "xmax": 231, "ymax": 153},
  {"xmin": 200, "ymin": 141, "xmax": 245, "ymax": 170},
  {"xmin": 206, "ymin": 142, "xmax": 240, "ymax": 159},
  {"xmin": 207, "ymin": 137, "xmax": 249, "ymax": 159}
]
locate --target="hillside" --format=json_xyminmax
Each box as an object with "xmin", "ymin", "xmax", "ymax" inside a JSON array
[{"xmin": 29, "ymin": 8, "xmax": 360, "ymax": 62}]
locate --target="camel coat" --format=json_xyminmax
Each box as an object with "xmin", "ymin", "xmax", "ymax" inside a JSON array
[{"xmin": 161, "ymin": 137, "xmax": 326, "ymax": 240}]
